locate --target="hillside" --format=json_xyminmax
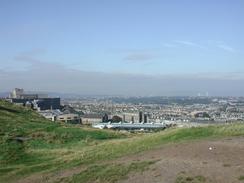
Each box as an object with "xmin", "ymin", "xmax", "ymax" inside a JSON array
[
  {"xmin": 0, "ymin": 100, "xmax": 244, "ymax": 183},
  {"xmin": 0, "ymin": 100, "xmax": 126, "ymax": 182}
]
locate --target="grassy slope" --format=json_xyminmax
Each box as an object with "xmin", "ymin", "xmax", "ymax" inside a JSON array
[
  {"xmin": 0, "ymin": 100, "xmax": 126, "ymax": 182},
  {"xmin": 0, "ymin": 100, "xmax": 244, "ymax": 183}
]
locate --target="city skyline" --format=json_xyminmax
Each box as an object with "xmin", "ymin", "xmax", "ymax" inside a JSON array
[{"xmin": 0, "ymin": 0, "xmax": 244, "ymax": 96}]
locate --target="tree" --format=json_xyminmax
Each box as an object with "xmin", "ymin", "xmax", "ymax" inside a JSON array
[{"xmin": 112, "ymin": 115, "xmax": 122, "ymax": 122}]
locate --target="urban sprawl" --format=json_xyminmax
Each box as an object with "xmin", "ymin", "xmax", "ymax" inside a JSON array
[{"xmin": 5, "ymin": 88, "xmax": 244, "ymax": 131}]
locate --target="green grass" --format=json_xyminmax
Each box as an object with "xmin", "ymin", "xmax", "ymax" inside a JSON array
[
  {"xmin": 60, "ymin": 160, "xmax": 157, "ymax": 183},
  {"xmin": 175, "ymin": 174, "xmax": 206, "ymax": 183},
  {"xmin": 239, "ymin": 175, "xmax": 244, "ymax": 181},
  {"xmin": 1, "ymin": 99, "xmax": 244, "ymax": 183},
  {"xmin": 0, "ymin": 100, "xmax": 126, "ymax": 181}
]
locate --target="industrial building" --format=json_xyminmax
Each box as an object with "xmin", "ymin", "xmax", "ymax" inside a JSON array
[
  {"xmin": 8, "ymin": 88, "xmax": 60, "ymax": 111},
  {"xmin": 33, "ymin": 98, "xmax": 61, "ymax": 110}
]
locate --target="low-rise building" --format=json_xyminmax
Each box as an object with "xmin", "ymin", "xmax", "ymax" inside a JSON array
[
  {"xmin": 57, "ymin": 113, "xmax": 81, "ymax": 124},
  {"xmin": 81, "ymin": 114, "xmax": 103, "ymax": 125}
]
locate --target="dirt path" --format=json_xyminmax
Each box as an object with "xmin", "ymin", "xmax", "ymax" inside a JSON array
[
  {"xmin": 117, "ymin": 137, "xmax": 244, "ymax": 183},
  {"xmin": 16, "ymin": 137, "xmax": 244, "ymax": 183}
]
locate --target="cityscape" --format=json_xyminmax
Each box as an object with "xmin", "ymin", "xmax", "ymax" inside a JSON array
[{"xmin": 4, "ymin": 88, "xmax": 244, "ymax": 131}]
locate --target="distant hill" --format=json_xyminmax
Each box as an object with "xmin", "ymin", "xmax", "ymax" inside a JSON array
[{"xmin": 0, "ymin": 92, "xmax": 9, "ymax": 98}]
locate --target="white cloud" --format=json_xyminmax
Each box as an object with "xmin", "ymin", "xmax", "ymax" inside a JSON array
[
  {"xmin": 172, "ymin": 40, "xmax": 205, "ymax": 49},
  {"xmin": 174, "ymin": 40, "xmax": 198, "ymax": 46},
  {"xmin": 217, "ymin": 44, "xmax": 236, "ymax": 53},
  {"xmin": 206, "ymin": 40, "xmax": 236, "ymax": 53},
  {"xmin": 162, "ymin": 43, "xmax": 177, "ymax": 48}
]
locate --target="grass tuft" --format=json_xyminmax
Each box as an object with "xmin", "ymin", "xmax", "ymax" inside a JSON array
[
  {"xmin": 239, "ymin": 175, "xmax": 244, "ymax": 181},
  {"xmin": 175, "ymin": 174, "xmax": 206, "ymax": 183}
]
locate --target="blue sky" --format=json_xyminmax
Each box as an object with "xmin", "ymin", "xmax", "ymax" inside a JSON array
[{"xmin": 0, "ymin": 0, "xmax": 244, "ymax": 95}]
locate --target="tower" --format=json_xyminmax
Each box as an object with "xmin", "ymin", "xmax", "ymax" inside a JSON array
[
  {"xmin": 12, "ymin": 88, "xmax": 24, "ymax": 98},
  {"xmin": 139, "ymin": 111, "xmax": 143, "ymax": 123},
  {"xmin": 144, "ymin": 113, "xmax": 148, "ymax": 123}
]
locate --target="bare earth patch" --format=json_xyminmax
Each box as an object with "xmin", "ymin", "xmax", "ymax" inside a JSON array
[
  {"xmin": 118, "ymin": 137, "xmax": 244, "ymax": 183},
  {"xmin": 15, "ymin": 137, "xmax": 244, "ymax": 183}
]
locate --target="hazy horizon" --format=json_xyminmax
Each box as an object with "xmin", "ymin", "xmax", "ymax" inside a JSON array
[{"xmin": 1, "ymin": 0, "xmax": 244, "ymax": 96}]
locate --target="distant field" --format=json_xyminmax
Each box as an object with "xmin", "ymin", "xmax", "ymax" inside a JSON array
[{"xmin": 1, "ymin": 100, "xmax": 244, "ymax": 183}]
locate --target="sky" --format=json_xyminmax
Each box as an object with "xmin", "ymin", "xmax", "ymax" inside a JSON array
[{"xmin": 0, "ymin": 0, "xmax": 244, "ymax": 96}]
